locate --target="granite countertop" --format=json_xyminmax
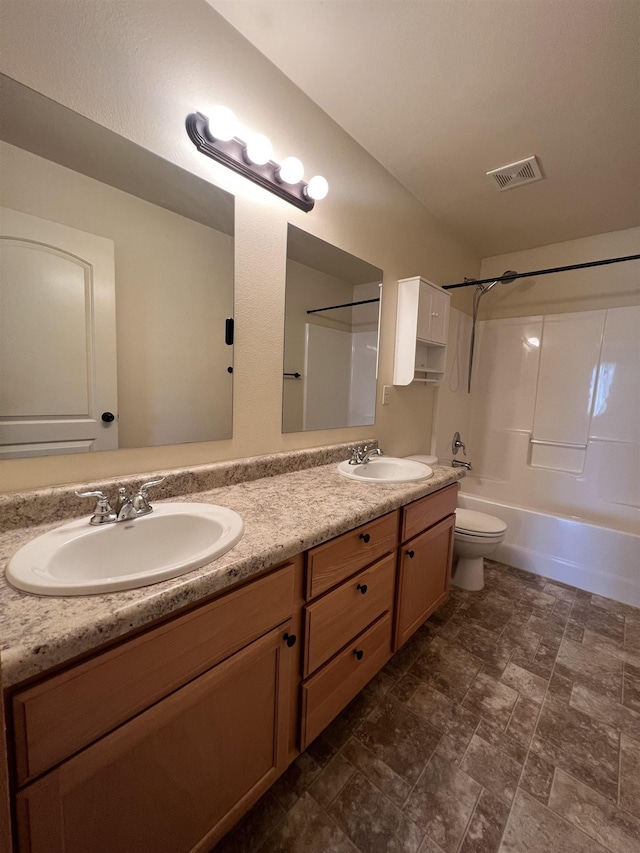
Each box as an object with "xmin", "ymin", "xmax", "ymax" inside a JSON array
[{"xmin": 0, "ymin": 461, "xmax": 462, "ymax": 689}]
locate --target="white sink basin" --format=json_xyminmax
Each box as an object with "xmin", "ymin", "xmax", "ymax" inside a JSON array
[
  {"xmin": 337, "ymin": 457, "xmax": 433, "ymax": 484},
  {"xmin": 6, "ymin": 502, "xmax": 244, "ymax": 596}
]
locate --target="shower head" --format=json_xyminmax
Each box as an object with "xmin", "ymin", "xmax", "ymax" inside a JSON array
[{"xmin": 482, "ymin": 269, "xmax": 519, "ymax": 294}]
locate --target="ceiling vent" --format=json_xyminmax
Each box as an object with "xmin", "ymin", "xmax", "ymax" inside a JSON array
[{"xmin": 486, "ymin": 156, "xmax": 544, "ymax": 191}]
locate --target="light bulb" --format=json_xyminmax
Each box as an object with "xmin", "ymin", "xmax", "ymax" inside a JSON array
[
  {"xmin": 245, "ymin": 133, "xmax": 273, "ymax": 166},
  {"xmin": 278, "ymin": 156, "xmax": 304, "ymax": 184},
  {"xmin": 208, "ymin": 106, "xmax": 238, "ymax": 141},
  {"xmin": 306, "ymin": 175, "xmax": 329, "ymax": 200}
]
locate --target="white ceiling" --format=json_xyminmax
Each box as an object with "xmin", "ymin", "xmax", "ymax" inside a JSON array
[{"xmin": 208, "ymin": 0, "xmax": 640, "ymax": 257}]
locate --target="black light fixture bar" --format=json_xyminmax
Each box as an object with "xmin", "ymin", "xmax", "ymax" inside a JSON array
[
  {"xmin": 186, "ymin": 112, "xmax": 314, "ymax": 212},
  {"xmin": 443, "ymin": 253, "xmax": 640, "ymax": 290}
]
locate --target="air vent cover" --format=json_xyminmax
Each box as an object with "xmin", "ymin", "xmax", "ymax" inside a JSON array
[{"xmin": 486, "ymin": 156, "xmax": 544, "ymax": 191}]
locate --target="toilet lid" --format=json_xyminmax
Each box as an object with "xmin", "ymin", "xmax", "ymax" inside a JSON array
[
  {"xmin": 455, "ymin": 508, "xmax": 507, "ymax": 535},
  {"xmin": 405, "ymin": 454, "xmax": 438, "ymax": 466}
]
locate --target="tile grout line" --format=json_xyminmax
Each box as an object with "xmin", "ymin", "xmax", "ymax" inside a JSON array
[
  {"xmin": 490, "ymin": 586, "xmax": 575, "ymax": 851},
  {"xmin": 417, "ymin": 578, "xmax": 534, "ymax": 852},
  {"xmin": 453, "ymin": 785, "xmax": 484, "ymax": 853},
  {"xmin": 617, "ymin": 730, "xmax": 623, "ymax": 809}
]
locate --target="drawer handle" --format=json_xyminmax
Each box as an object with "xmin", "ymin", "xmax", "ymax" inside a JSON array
[
  {"xmin": 353, "ymin": 649, "xmax": 364, "ymax": 661},
  {"xmin": 283, "ymin": 632, "xmax": 297, "ymax": 648},
  {"xmin": 406, "ymin": 550, "xmax": 415, "ymax": 559},
  {"xmin": 359, "ymin": 532, "xmax": 371, "ymax": 544},
  {"xmin": 356, "ymin": 583, "xmax": 368, "ymax": 595}
]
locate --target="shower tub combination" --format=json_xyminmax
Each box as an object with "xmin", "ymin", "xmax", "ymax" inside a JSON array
[{"xmin": 457, "ymin": 491, "xmax": 640, "ymax": 608}]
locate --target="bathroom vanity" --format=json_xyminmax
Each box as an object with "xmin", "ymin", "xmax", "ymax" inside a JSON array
[{"xmin": 0, "ymin": 451, "xmax": 462, "ymax": 853}]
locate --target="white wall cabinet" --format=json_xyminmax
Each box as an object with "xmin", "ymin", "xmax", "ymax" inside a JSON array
[{"xmin": 393, "ymin": 277, "xmax": 450, "ymax": 385}]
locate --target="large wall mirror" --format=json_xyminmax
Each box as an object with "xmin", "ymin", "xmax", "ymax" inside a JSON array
[
  {"xmin": 283, "ymin": 225, "xmax": 382, "ymax": 432},
  {"xmin": 0, "ymin": 75, "xmax": 234, "ymax": 459}
]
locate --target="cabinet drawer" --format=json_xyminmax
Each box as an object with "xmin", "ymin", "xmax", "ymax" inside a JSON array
[
  {"xmin": 303, "ymin": 553, "xmax": 395, "ymax": 677},
  {"xmin": 401, "ymin": 483, "xmax": 458, "ymax": 543},
  {"xmin": 306, "ymin": 511, "xmax": 398, "ymax": 599},
  {"xmin": 12, "ymin": 560, "xmax": 298, "ymax": 786},
  {"xmin": 300, "ymin": 612, "xmax": 392, "ymax": 749}
]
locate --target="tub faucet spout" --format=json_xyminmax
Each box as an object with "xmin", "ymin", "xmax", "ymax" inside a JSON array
[{"xmin": 452, "ymin": 459, "xmax": 472, "ymax": 471}]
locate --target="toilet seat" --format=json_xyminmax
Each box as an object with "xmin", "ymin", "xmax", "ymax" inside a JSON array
[{"xmin": 455, "ymin": 508, "xmax": 507, "ymax": 537}]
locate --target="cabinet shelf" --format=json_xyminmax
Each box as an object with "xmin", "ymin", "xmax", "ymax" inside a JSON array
[{"xmin": 393, "ymin": 277, "xmax": 450, "ymax": 385}]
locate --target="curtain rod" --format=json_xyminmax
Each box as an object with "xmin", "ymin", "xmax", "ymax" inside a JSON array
[
  {"xmin": 307, "ymin": 297, "xmax": 380, "ymax": 314},
  {"xmin": 442, "ymin": 253, "xmax": 640, "ymax": 290}
]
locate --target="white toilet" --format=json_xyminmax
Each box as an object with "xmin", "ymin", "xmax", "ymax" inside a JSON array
[
  {"xmin": 404, "ymin": 454, "xmax": 507, "ymax": 591},
  {"xmin": 452, "ymin": 508, "xmax": 507, "ymax": 591}
]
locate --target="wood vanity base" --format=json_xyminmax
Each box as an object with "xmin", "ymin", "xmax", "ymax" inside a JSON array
[{"xmin": 4, "ymin": 484, "xmax": 458, "ymax": 852}]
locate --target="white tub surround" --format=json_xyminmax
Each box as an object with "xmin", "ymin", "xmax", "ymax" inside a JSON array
[
  {"xmin": 438, "ymin": 305, "xmax": 639, "ymax": 529},
  {"xmin": 435, "ymin": 301, "xmax": 640, "ymax": 606}
]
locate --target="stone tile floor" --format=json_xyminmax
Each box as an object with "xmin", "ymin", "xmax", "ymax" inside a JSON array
[{"xmin": 212, "ymin": 560, "xmax": 640, "ymax": 852}]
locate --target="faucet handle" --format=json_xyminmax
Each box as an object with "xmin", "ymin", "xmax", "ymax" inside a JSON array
[
  {"xmin": 137, "ymin": 476, "xmax": 165, "ymax": 495},
  {"xmin": 75, "ymin": 489, "xmax": 109, "ymax": 501},
  {"xmin": 74, "ymin": 490, "xmax": 115, "ymax": 524},
  {"xmin": 452, "ymin": 431, "xmax": 467, "ymax": 456},
  {"xmin": 132, "ymin": 476, "xmax": 165, "ymax": 513}
]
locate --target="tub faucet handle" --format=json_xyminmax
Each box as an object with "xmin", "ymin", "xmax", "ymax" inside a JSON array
[{"xmin": 452, "ymin": 432, "xmax": 466, "ymax": 456}]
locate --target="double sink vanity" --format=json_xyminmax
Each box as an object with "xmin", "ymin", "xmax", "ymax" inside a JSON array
[{"xmin": 0, "ymin": 443, "xmax": 463, "ymax": 853}]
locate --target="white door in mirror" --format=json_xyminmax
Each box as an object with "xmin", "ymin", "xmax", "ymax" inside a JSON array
[
  {"xmin": 0, "ymin": 207, "xmax": 118, "ymax": 458},
  {"xmin": 6, "ymin": 503, "xmax": 244, "ymax": 596},
  {"xmin": 337, "ymin": 458, "xmax": 433, "ymax": 483}
]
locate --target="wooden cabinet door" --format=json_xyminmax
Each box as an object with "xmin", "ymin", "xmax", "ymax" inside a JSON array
[
  {"xmin": 394, "ymin": 515, "xmax": 455, "ymax": 650},
  {"xmin": 16, "ymin": 623, "xmax": 294, "ymax": 853}
]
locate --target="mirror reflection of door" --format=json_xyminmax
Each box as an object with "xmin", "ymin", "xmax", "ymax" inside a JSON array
[
  {"xmin": 0, "ymin": 74, "xmax": 235, "ymax": 459},
  {"xmin": 283, "ymin": 226, "xmax": 383, "ymax": 433},
  {"xmin": 0, "ymin": 207, "xmax": 118, "ymax": 458}
]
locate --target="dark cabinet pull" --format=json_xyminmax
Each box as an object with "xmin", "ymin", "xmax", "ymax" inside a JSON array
[
  {"xmin": 359, "ymin": 533, "xmax": 371, "ymax": 544},
  {"xmin": 353, "ymin": 649, "xmax": 364, "ymax": 661},
  {"xmin": 357, "ymin": 583, "xmax": 368, "ymax": 595},
  {"xmin": 406, "ymin": 550, "xmax": 415, "ymax": 559},
  {"xmin": 283, "ymin": 633, "xmax": 297, "ymax": 648}
]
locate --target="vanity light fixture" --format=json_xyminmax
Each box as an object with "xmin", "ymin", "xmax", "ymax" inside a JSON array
[{"xmin": 186, "ymin": 109, "xmax": 329, "ymax": 212}]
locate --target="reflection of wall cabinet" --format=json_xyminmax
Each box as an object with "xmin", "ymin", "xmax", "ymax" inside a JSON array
[
  {"xmin": 394, "ymin": 484, "xmax": 457, "ymax": 649},
  {"xmin": 393, "ymin": 276, "xmax": 450, "ymax": 385},
  {"xmin": 11, "ymin": 560, "xmax": 302, "ymax": 853}
]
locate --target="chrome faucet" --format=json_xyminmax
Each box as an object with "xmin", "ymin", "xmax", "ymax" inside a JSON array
[
  {"xmin": 75, "ymin": 477, "xmax": 165, "ymax": 525},
  {"xmin": 348, "ymin": 444, "xmax": 384, "ymax": 465},
  {"xmin": 451, "ymin": 459, "xmax": 473, "ymax": 471},
  {"xmin": 452, "ymin": 432, "xmax": 467, "ymax": 456}
]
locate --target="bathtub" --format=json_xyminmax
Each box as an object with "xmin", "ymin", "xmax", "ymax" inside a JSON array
[{"xmin": 457, "ymin": 493, "xmax": 640, "ymax": 608}]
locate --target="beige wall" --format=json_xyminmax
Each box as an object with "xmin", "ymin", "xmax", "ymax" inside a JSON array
[
  {"xmin": 479, "ymin": 226, "xmax": 640, "ymax": 319},
  {"xmin": 1, "ymin": 141, "xmax": 234, "ymax": 449},
  {"xmin": 0, "ymin": 0, "xmax": 478, "ymax": 493}
]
